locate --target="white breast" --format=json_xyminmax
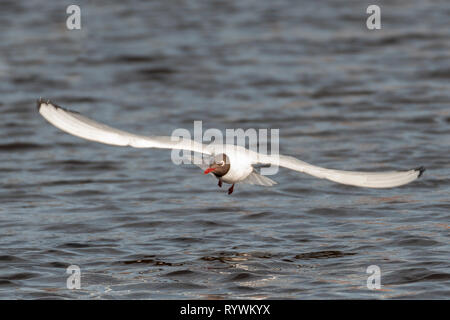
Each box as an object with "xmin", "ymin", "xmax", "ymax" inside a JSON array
[{"xmin": 208, "ymin": 144, "xmax": 254, "ymax": 184}]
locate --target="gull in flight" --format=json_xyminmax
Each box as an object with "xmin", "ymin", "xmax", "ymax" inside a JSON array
[{"xmin": 37, "ymin": 99, "xmax": 425, "ymax": 195}]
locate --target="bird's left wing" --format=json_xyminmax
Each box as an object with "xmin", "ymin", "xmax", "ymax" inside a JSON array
[
  {"xmin": 252, "ymin": 152, "xmax": 425, "ymax": 188},
  {"xmin": 37, "ymin": 99, "xmax": 210, "ymax": 155}
]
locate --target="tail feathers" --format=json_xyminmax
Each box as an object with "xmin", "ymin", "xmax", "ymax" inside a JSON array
[{"xmin": 242, "ymin": 171, "xmax": 277, "ymax": 186}]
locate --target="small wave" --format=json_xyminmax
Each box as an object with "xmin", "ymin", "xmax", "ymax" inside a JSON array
[
  {"xmin": 294, "ymin": 251, "xmax": 356, "ymax": 260},
  {"xmin": 0, "ymin": 142, "xmax": 46, "ymax": 151}
]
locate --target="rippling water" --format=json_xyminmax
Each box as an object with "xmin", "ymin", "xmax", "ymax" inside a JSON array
[{"xmin": 0, "ymin": 0, "xmax": 449, "ymax": 299}]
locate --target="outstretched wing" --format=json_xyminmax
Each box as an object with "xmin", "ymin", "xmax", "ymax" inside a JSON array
[
  {"xmin": 253, "ymin": 153, "xmax": 425, "ymax": 188},
  {"xmin": 37, "ymin": 99, "xmax": 210, "ymax": 155}
]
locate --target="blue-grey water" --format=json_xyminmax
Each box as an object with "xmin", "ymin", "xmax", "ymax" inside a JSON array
[{"xmin": 0, "ymin": 0, "xmax": 449, "ymax": 299}]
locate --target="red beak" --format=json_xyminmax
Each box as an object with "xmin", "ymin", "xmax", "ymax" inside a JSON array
[{"xmin": 204, "ymin": 168, "xmax": 216, "ymax": 175}]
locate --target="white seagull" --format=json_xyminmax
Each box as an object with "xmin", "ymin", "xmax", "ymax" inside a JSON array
[{"xmin": 37, "ymin": 99, "xmax": 425, "ymax": 195}]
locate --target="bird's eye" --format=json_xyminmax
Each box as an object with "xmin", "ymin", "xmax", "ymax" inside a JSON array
[{"xmin": 218, "ymin": 161, "xmax": 224, "ymax": 166}]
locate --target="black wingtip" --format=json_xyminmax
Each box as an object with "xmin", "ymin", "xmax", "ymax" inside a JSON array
[
  {"xmin": 36, "ymin": 98, "xmax": 53, "ymax": 112},
  {"xmin": 36, "ymin": 98, "xmax": 43, "ymax": 111},
  {"xmin": 415, "ymin": 166, "xmax": 426, "ymax": 178},
  {"xmin": 36, "ymin": 99, "xmax": 81, "ymax": 115}
]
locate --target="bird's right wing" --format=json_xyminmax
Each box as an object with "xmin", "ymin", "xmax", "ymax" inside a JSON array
[
  {"xmin": 37, "ymin": 99, "xmax": 210, "ymax": 155},
  {"xmin": 253, "ymin": 153, "xmax": 425, "ymax": 188}
]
